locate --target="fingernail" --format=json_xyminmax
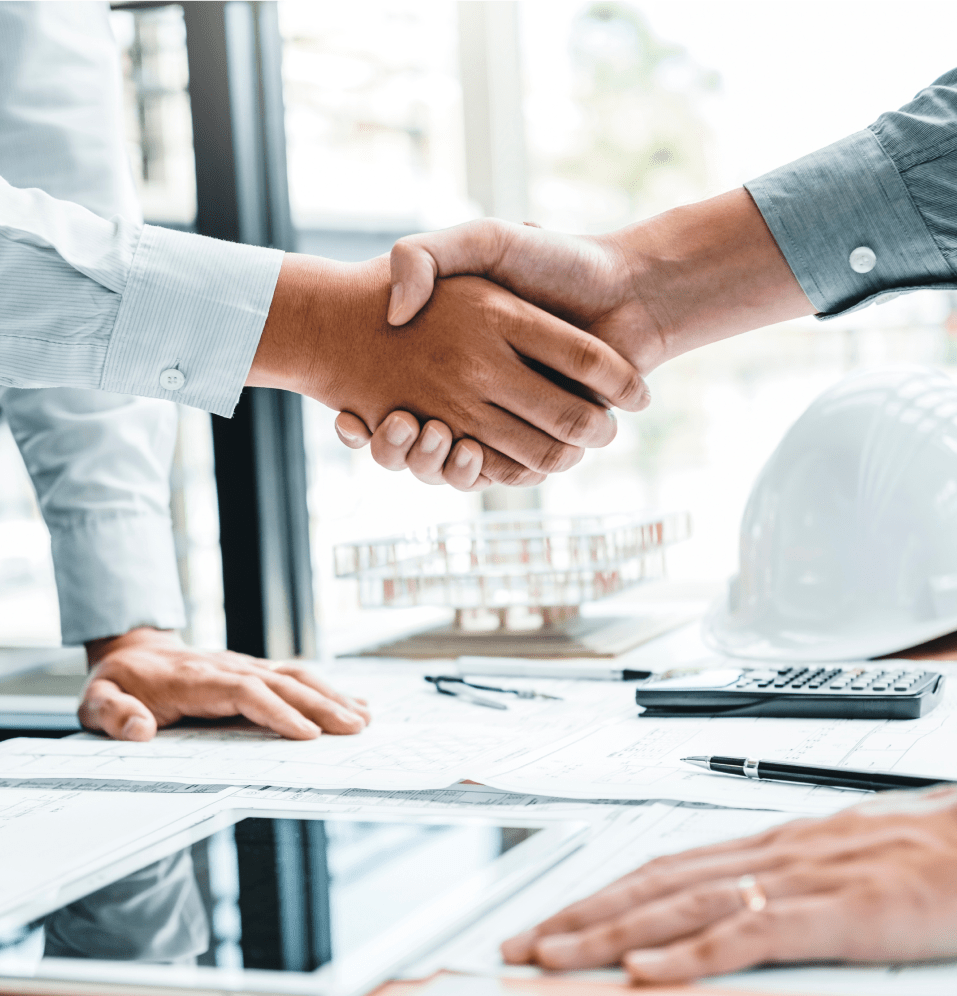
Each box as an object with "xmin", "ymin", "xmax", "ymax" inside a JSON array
[
  {"xmin": 336, "ymin": 705, "xmax": 365, "ymax": 725},
  {"xmin": 537, "ymin": 935, "xmax": 577, "ymax": 960},
  {"xmin": 455, "ymin": 446, "xmax": 474, "ymax": 468},
  {"xmin": 624, "ymin": 949, "xmax": 668, "ymax": 975},
  {"xmin": 121, "ymin": 716, "xmax": 152, "ymax": 741},
  {"xmin": 387, "ymin": 282, "xmax": 406, "ymax": 324},
  {"xmin": 501, "ymin": 930, "xmax": 536, "ymax": 960},
  {"xmin": 336, "ymin": 423, "xmax": 359, "ymax": 444},
  {"xmin": 535, "ymin": 934, "xmax": 582, "ymax": 969},
  {"xmin": 420, "ymin": 425, "xmax": 443, "ymax": 454},
  {"xmin": 385, "ymin": 416, "xmax": 413, "ymax": 447}
]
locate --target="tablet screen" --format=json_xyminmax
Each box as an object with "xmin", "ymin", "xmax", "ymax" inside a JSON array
[{"xmin": 7, "ymin": 816, "xmax": 541, "ymax": 974}]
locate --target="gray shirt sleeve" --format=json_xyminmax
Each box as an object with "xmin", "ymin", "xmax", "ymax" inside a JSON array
[{"xmin": 745, "ymin": 67, "xmax": 957, "ymax": 318}]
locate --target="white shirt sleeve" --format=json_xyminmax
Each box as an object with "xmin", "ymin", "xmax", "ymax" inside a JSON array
[
  {"xmin": 0, "ymin": 0, "xmax": 277, "ymax": 643},
  {"xmin": 0, "ymin": 178, "xmax": 283, "ymax": 417},
  {"xmin": 0, "ymin": 387, "xmax": 186, "ymax": 644},
  {"xmin": 0, "ymin": 2, "xmax": 284, "ymax": 416}
]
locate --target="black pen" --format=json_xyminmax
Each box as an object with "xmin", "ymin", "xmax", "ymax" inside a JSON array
[{"xmin": 682, "ymin": 755, "xmax": 955, "ymax": 793}]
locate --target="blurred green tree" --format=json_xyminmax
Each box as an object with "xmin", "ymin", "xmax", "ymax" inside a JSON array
[{"xmin": 558, "ymin": 2, "xmax": 719, "ymax": 221}]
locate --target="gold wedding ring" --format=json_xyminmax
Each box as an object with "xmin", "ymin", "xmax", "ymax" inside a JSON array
[{"xmin": 737, "ymin": 874, "xmax": 767, "ymax": 912}]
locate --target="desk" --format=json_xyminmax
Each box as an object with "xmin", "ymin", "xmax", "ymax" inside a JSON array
[{"xmin": 378, "ymin": 975, "xmax": 787, "ymax": 996}]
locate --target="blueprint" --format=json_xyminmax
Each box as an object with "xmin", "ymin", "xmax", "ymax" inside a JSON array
[
  {"xmin": 483, "ymin": 679, "xmax": 957, "ymax": 812},
  {"xmin": 1, "ymin": 660, "xmax": 955, "ymax": 814}
]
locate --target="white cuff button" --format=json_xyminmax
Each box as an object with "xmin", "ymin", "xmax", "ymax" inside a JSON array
[
  {"xmin": 159, "ymin": 368, "xmax": 186, "ymax": 391},
  {"xmin": 849, "ymin": 246, "xmax": 877, "ymax": 273}
]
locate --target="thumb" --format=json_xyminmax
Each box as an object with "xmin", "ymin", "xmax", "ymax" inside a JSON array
[
  {"xmin": 388, "ymin": 238, "xmax": 440, "ymax": 325},
  {"xmin": 388, "ymin": 218, "xmax": 520, "ymax": 325},
  {"xmin": 78, "ymin": 678, "xmax": 158, "ymax": 741}
]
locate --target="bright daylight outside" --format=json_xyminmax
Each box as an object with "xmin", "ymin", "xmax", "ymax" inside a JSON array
[
  {"xmin": 1, "ymin": 1, "xmax": 957, "ymax": 651},
  {"xmin": 284, "ymin": 0, "xmax": 957, "ymax": 653}
]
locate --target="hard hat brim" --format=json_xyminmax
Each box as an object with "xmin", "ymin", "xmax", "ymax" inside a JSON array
[{"xmin": 703, "ymin": 590, "xmax": 957, "ymax": 662}]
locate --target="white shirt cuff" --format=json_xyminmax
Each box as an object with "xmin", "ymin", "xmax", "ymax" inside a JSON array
[{"xmin": 101, "ymin": 225, "xmax": 284, "ymax": 417}]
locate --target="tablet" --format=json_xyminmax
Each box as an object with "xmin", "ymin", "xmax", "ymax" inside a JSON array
[{"xmin": 0, "ymin": 808, "xmax": 587, "ymax": 996}]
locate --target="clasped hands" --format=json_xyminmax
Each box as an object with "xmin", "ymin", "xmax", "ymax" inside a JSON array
[
  {"xmin": 322, "ymin": 189, "xmax": 814, "ymax": 484},
  {"xmin": 82, "ymin": 192, "xmax": 811, "ymax": 744}
]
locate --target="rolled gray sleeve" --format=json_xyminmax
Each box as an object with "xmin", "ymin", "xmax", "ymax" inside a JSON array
[{"xmin": 745, "ymin": 68, "xmax": 957, "ymax": 318}]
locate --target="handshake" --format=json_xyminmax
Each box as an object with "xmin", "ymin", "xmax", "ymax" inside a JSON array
[{"xmin": 249, "ymin": 188, "xmax": 815, "ymax": 486}]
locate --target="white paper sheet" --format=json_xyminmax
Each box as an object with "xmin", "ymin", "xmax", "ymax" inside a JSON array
[
  {"xmin": 479, "ymin": 682, "xmax": 957, "ymax": 814},
  {"xmin": 231, "ymin": 782, "xmax": 648, "ymax": 821},
  {"xmin": 407, "ymin": 803, "xmax": 794, "ymax": 978},
  {"xmin": 0, "ymin": 662, "xmax": 637, "ymax": 793},
  {"xmin": 2, "ymin": 660, "xmax": 955, "ymax": 816},
  {"xmin": 412, "ymin": 803, "xmax": 957, "ymax": 996},
  {"xmin": 0, "ymin": 781, "xmax": 239, "ymax": 929}
]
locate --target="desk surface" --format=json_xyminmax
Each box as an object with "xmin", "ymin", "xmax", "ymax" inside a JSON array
[{"xmin": 377, "ymin": 974, "xmax": 787, "ymax": 996}]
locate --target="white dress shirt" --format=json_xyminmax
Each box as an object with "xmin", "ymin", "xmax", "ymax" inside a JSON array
[
  {"xmin": 0, "ymin": 2, "xmax": 281, "ymax": 643},
  {"xmin": 0, "ymin": 2, "xmax": 283, "ymax": 417}
]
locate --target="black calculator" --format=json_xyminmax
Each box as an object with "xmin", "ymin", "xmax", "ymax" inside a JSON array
[{"xmin": 634, "ymin": 662, "xmax": 945, "ymax": 719}]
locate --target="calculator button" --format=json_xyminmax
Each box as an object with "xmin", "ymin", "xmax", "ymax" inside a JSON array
[
  {"xmin": 893, "ymin": 684, "xmax": 910, "ymax": 691},
  {"xmin": 871, "ymin": 683, "xmax": 888, "ymax": 691},
  {"xmin": 850, "ymin": 682, "xmax": 867, "ymax": 690}
]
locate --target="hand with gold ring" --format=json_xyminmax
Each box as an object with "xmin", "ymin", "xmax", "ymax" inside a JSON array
[{"xmin": 501, "ymin": 785, "xmax": 957, "ymax": 983}]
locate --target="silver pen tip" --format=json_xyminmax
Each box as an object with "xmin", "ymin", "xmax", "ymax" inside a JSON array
[{"xmin": 681, "ymin": 756, "xmax": 710, "ymax": 769}]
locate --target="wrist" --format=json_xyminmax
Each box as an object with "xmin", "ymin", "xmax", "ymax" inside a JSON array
[
  {"xmin": 610, "ymin": 188, "xmax": 817, "ymax": 370},
  {"xmin": 248, "ymin": 253, "xmax": 389, "ymax": 406},
  {"xmin": 85, "ymin": 626, "xmax": 181, "ymax": 668}
]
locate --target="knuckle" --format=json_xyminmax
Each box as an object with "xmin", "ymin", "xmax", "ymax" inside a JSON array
[
  {"xmin": 232, "ymin": 675, "xmax": 264, "ymax": 700},
  {"xmin": 555, "ymin": 401, "xmax": 605, "ymax": 445},
  {"xmin": 676, "ymin": 889, "xmax": 719, "ymax": 922},
  {"xmin": 489, "ymin": 460, "xmax": 542, "ymax": 487},
  {"xmin": 690, "ymin": 934, "xmax": 723, "ymax": 967},
  {"xmin": 618, "ymin": 368, "xmax": 646, "ymax": 407},
  {"xmin": 536, "ymin": 440, "xmax": 583, "ymax": 475},
  {"xmin": 631, "ymin": 868, "xmax": 669, "ymax": 897},
  {"xmin": 598, "ymin": 922, "xmax": 634, "ymax": 953},
  {"xmin": 566, "ymin": 334, "xmax": 608, "ymax": 380}
]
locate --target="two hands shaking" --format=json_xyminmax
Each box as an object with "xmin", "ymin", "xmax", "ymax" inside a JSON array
[
  {"xmin": 79, "ymin": 188, "xmax": 813, "ymax": 747},
  {"xmin": 309, "ymin": 187, "xmax": 816, "ymax": 484}
]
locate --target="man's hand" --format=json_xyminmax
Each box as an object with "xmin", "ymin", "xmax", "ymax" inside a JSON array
[
  {"xmin": 248, "ymin": 255, "xmax": 648, "ymax": 487},
  {"xmin": 81, "ymin": 628, "xmax": 371, "ymax": 741},
  {"xmin": 501, "ymin": 786, "xmax": 957, "ymax": 983},
  {"xmin": 338, "ymin": 189, "xmax": 816, "ymax": 485}
]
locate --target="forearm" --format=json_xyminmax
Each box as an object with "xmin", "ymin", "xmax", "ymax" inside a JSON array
[{"xmin": 605, "ymin": 188, "xmax": 816, "ymax": 372}]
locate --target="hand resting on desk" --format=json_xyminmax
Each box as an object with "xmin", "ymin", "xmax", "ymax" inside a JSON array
[
  {"xmin": 502, "ymin": 785, "xmax": 957, "ymax": 982},
  {"xmin": 80, "ymin": 627, "xmax": 371, "ymax": 741}
]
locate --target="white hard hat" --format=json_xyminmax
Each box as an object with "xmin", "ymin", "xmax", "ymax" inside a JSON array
[{"xmin": 705, "ymin": 366, "xmax": 957, "ymax": 661}]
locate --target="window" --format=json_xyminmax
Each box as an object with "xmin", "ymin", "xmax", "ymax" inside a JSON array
[
  {"xmin": 287, "ymin": 0, "xmax": 957, "ymax": 653},
  {"xmin": 112, "ymin": 2, "xmax": 225, "ymax": 649},
  {"xmin": 520, "ymin": 0, "xmax": 957, "ymax": 584},
  {"xmin": 111, "ymin": 4, "xmax": 197, "ymax": 227},
  {"xmin": 0, "ymin": 426, "xmax": 58, "ymax": 645}
]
